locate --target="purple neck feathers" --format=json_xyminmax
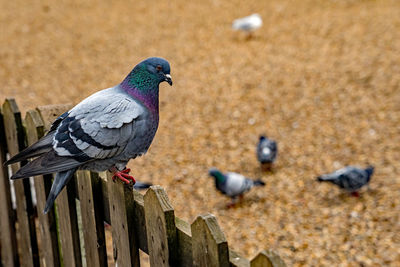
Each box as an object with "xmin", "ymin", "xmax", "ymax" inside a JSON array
[{"xmin": 120, "ymin": 80, "xmax": 159, "ymax": 115}]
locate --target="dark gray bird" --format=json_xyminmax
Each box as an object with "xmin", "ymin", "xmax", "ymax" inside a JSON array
[
  {"xmin": 257, "ymin": 135, "xmax": 277, "ymax": 168},
  {"xmin": 4, "ymin": 57, "xmax": 172, "ymax": 213},
  {"xmin": 208, "ymin": 168, "xmax": 265, "ymax": 207},
  {"xmin": 317, "ymin": 165, "xmax": 374, "ymax": 197},
  {"xmin": 133, "ymin": 181, "xmax": 152, "ymax": 190}
]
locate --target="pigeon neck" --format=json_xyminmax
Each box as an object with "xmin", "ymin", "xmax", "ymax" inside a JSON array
[
  {"xmin": 213, "ymin": 172, "xmax": 226, "ymax": 183},
  {"xmin": 120, "ymin": 68, "xmax": 160, "ymax": 113}
]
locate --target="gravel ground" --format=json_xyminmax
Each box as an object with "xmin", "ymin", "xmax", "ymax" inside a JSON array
[{"xmin": 1, "ymin": 0, "xmax": 399, "ymax": 265}]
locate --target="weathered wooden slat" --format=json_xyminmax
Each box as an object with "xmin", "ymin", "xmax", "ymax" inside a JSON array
[
  {"xmin": 24, "ymin": 110, "xmax": 60, "ymax": 267},
  {"xmin": 132, "ymin": 189, "xmax": 148, "ymax": 253},
  {"xmin": 191, "ymin": 213, "xmax": 229, "ymax": 267},
  {"xmin": 105, "ymin": 172, "xmax": 135, "ymax": 266},
  {"xmin": 144, "ymin": 185, "xmax": 178, "ymax": 267},
  {"xmin": 175, "ymin": 217, "xmax": 193, "ymax": 266},
  {"xmin": 2, "ymin": 99, "xmax": 39, "ymax": 267},
  {"xmin": 36, "ymin": 103, "xmax": 82, "ymax": 267},
  {"xmin": 250, "ymin": 250, "xmax": 286, "ymax": 267},
  {"xmin": 55, "ymin": 175, "xmax": 83, "ymax": 267},
  {"xmin": 124, "ymin": 186, "xmax": 140, "ymax": 267},
  {"xmin": 76, "ymin": 171, "xmax": 107, "ymax": 267},
  {"xmin": 229, "ymin": 249, "xmax": 250, "ymax": 267},
  {"xmin": 0, "ymin": 110, "xmax": 19, "ymax": 267}
]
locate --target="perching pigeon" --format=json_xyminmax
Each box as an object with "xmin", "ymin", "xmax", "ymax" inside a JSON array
[
  {"xmin": 208, "ymin": 168, "xmax": 265, "ymax": 207},
  {"xmin": 133, "ymin": 181, "xmax": 152, "ymax": 190},
  {"xmin": 4, "ymin": 57, "xmax": 172, "ymax": 213},
  {"xmin": 232, "ymin": 13, "xmax": 262, "ymax": 36},
  {"xmin": 257, "ymin": 135, "xmax": 277, "ymax": 168},
  {"xmin": 317, "ymin": 165, "xmax": 374, "ymax": 197}
]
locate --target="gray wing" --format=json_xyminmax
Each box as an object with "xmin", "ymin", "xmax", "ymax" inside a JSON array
[
  {"xmin": 339, "ymin": 168, "xmax": 369, "ymax": 191},
  {"xmin": 224, "ymin": 172, "xmax": 253, "ymax": 197},
  {"xmin": 319, "ymin": 166, "xmax": 367, "ymax": 191},
  {"xmin": 54, "ymin": 86, "xmax": 145, "ymax": 161}
]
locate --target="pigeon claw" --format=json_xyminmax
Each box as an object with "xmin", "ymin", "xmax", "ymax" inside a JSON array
[
  {"xmin": 351, "ymin": 191, "xmax": 360, "ymax": 197},
  {"xmin": 111, "ymin": 168, "xmax": 136, "ymax": 185}
]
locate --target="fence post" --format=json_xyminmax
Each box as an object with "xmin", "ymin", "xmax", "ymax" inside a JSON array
[
  {"xmin": 175, "ymin": 217, "xmax": 193, "ymax": 266},
  {"xmin": 24, "ymin": 110, "xmax": 61, "ymax": 267},
  {"xmin": 105, "ymin": 172, "xmax": 139, "ymax": 267},
  {"xmin": 0, "ymin": 109, "xmax": 19, "ymax": 267},
  {"xmin": 76, "ymin": 171, "xmax": 107, "ymax": 267},
  {"xmin": 144, "ymin": 185, "xmax": 178, "ymax": 267},
  {"xmin": 2, "ymin": 99, "xmax": 39, "ymax": 267},
  {"xmin": 250, "ymin": 250, "xmax": 286, "ymax": 267},
  {"xmin": 131, "ymin": 189, "xmax": 148, "ymax": 253},
  {"xmin": 36, "ymin": 104, "xmax": 82, "ymax": 267},
  {"xmin": 191, "ymin": 213, "xmax": 229, "ymax": 267}
]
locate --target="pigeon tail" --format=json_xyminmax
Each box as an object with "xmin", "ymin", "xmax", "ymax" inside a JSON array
[
  {"xmin": 44, "ymin": 168, "xmax": 77, "ymax": 214},
  {"xmin": 253, "ymin": 179, "xmax": 265, "ymax": 186},
  {"xmin": 4, "ymin": 133, "xmax": 54, "ymax": 165},
  {"xmin": 10, "ymin": 150, "xmax": 82, "ymax": 180}
]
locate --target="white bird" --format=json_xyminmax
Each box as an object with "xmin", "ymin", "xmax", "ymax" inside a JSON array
[{"xmin": 232, "ymin": 13, "xmax": 262, "ymax": 35}]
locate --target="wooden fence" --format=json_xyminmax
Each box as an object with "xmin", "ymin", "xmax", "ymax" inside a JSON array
[{"xmin": 0, "ymin": 98, "xmax": 286, "ymax": 267}]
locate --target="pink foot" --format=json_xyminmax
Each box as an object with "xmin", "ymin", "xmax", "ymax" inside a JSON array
[
  {"xmin": 111, "ymin": 168, "xmax": 136, "ymax": 185},
  {"xmin": 351, "ymin": 191, "xmax": 360, "ymax": 197}
]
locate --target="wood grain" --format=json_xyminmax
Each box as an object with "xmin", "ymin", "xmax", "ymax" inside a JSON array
[
  {"xmin": 2, "ymin": 99, "xmax": 39, "ymax": 267},
  {"xmin": 0, "ymin": 108, "xmax": 19, "ymax": 267},
  {"xmin": 144, "ymin": 186, "xmax": 178, "ymax": 267},
  {"xmin": 191, "ymin": 213, "xmax": 229, "ymax": 267},
  {"xmin": 76, "ymin": 170, "xmax": 107, "ymax": 267},
  {"xmin": 25, "ymin": 109, "xmax": 60, "ymax": 267}
]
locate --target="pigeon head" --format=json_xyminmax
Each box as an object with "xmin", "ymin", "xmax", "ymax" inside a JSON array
[
  {"xmin": 208, "ymin": 168, "xmax": 226, "ymax": 183},
  {"xmin": 121, "ymin": 57, "xmax": 172, "ymax": 92},
  {"xmin": 259, "ymin": 135, "xmax": 266, "ymax": 141},
  {"xmin": 139, "ymin": 57, "xmax": 172, "ymax": 86}
]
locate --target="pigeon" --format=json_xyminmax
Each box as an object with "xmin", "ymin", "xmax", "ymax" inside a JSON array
[
  {"xmin": 232, "ymin": 13, "xmax": 262, "ymax": 37},
  {"xmin": 317, "ymin": 165, "xmax": 374, "ymax": 197},
  {"xmin": 133, "ymin": 180, "xmax": 152, "ymax": 190},
  {"xmin": 4, "ymin": 57, "xmax": 172, "ymax": 213},
  {"xmin": 257, "ymin": 135, "xmax": 277, "ymax": 168},
  {"xmin": 208, "ymin": 168, "xmax": 265, "ymax": 207}
]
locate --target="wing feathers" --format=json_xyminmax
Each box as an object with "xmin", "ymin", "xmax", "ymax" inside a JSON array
[
  {"xmin": 10, "ymin": 151, "xmax": 83, "ymax": 179},
  {"xmin": 4, "ymin": 133, "xmax": 54, "ymax": 165}
]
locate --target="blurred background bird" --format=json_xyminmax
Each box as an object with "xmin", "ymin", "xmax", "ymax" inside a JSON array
[
  {"xmin": 257, "ymin": 135, "xmax": 278, "ymax": 171},
  {"xmin": 232, "ymin": 13, "xmax": 262, "ymax": 39},
  {"xmin": 208, "ymin": 168, "xmax": 265, "ymax": 208},
  {"xmin": 317, "ymin": 165, "xmax": 374, "ymax": 197},
  {"xmin": 133, "ymin": 180, "xmax": 152, "ymax": 190}
]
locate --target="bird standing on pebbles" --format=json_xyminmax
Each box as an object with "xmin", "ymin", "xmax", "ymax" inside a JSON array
[
  {"xmin": 209, "ymin": 168, "xmax": 265, "ymax": 207},
  {"xmin": 317, "ymin": 165, "xmax": 374, "ymax": 197},
  {"xmin": 5, "ymin": 57, "xmax": 172, "ymax": 213},
  {"xmin": 257, "ymin": 135, "xmax": 277, "ymax": 170}
]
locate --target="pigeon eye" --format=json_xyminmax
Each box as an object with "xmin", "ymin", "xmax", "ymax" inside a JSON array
[{"xmin": 156, "ymin": 65, "xmax": 162, "ymax": 71}]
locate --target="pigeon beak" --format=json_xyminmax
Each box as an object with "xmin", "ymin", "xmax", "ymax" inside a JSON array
[{"xmin": 164, "ymin": 74, "xmax": 173, "ymax": 86}]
